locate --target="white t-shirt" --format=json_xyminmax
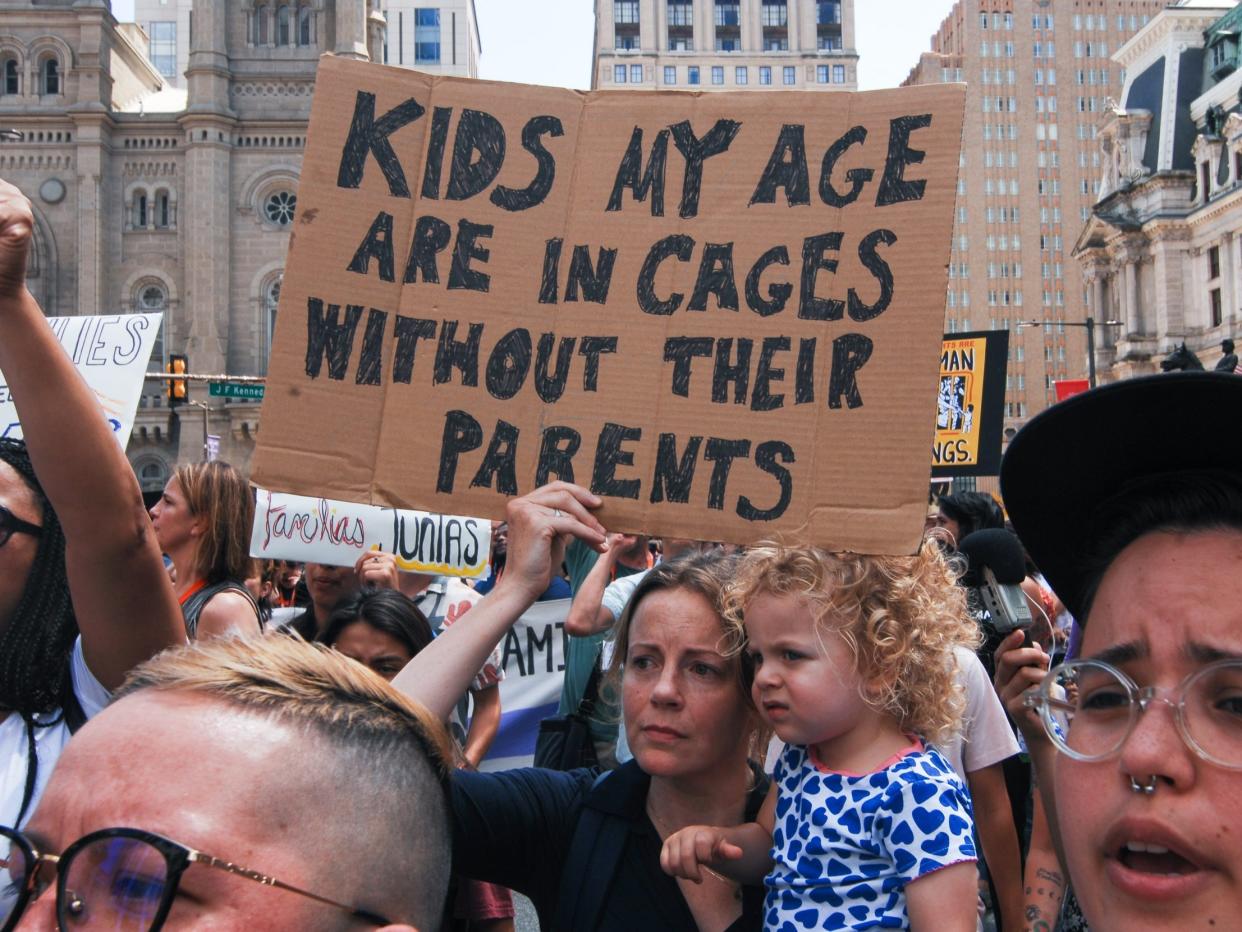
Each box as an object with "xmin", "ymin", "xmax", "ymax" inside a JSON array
[
  {"xmin": 0, "ymin": 638, "xmax": 109, "ymax": 828},
  {"xmin": 936, "ymin": 646, "xmax": 1020, "ymax": 781}
]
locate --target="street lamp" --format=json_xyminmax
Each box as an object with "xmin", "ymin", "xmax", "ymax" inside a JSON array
[{"xmin": 1016, "ymin": 317, "xmax": 1123, "ymax": 389}]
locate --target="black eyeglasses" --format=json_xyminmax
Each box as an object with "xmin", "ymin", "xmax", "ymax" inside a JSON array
[
  {"xmin": 0, "ymin": 506, "xmax": 40, "ymax": 549},
  {"xmin": 0, "ymin": 825, "xmax": 393, "ymax": 930}
]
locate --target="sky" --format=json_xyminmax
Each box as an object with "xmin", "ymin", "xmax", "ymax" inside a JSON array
[{"xmin": 111, "ymin": 0, "xmax": 960, "ymax": 92}]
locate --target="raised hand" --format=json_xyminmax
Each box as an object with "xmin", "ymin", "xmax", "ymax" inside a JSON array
[
  {"xmin": 0, "ymin": 179, "xmax": 32, "ymax": 300},
  {"xmin": 496, "ymin": 481, "xmax": 605, "ymax": 603}
]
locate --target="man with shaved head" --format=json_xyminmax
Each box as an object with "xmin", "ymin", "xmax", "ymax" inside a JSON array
[{"xmin": 1, "ymin": 636, "xmax": 454, "ymax": 931}]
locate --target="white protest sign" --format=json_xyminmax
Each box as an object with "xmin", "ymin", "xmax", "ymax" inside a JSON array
[
  {"xmin": 251, "ymin": 487, "xmax": 490, "ymax": 577},
  {"xmin": 0, "ymin": 313, "xmax": 162, "ymax": 447},
  {"xmin": 479, "ymin": 598, "xmax": 572, "ymax": 772}
]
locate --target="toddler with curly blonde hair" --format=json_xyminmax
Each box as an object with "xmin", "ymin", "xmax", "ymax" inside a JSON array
[{"xmin": 660, "ymin": 541, "xmax": 981, "ymax": 931}]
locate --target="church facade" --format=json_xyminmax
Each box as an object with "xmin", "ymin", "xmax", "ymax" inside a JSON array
[{"xmin": 0, "ymin": 1, "xmax": 390, "ymax": 494}]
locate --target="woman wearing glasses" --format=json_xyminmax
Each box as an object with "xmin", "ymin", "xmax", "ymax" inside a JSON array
[
  {"xmin": 0, "ymin": 179, "xmax": 184, "ymax": 829},
  {"xmin": 994, "ymin": 372, "xmax": 1242, "ymax": 932}
]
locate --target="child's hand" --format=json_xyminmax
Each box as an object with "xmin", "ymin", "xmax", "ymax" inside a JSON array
[{"xmin": 659, "ymin": 825, "xmax": 742, "ymax": 883}]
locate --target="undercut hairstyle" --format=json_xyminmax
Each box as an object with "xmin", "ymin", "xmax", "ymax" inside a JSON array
[
  {"xmin": 937, "ymin": 491, "xmax": 1005, "ymax": 541},
  {"xmin": 115, "ymin": 636, "xmax": 455, "ymax": 927},
  {"xmin": 321, "ymin": 589, "xmax": 433, "ymax": 659},
  {"xmin": 1080, "ymin": 469, "xmax": 1242, "ymax": 622},
  {"xmin": 172, "ymin": 461, "xmax": 254, "ymax": 585},
  {"xmin": 723, "ymin": 542, "xmax": 980, "ymax": 746},
  {"xmin": 0, "ymin": 438, "xmax": 77, "ymax": 718}
]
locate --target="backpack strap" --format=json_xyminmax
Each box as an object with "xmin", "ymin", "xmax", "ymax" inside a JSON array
[{"xmin": 553, "ymin": 770, "xmax": 627, "ymax": 932}]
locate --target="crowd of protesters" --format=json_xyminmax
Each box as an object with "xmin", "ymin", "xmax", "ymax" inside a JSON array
[{"xmin": 0, "ymin": 165, "xmax": 1239, "ymax": 932}]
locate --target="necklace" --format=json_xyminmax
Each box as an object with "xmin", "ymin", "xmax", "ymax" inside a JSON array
[{"xmin": 645, "ymin": 802, "xmax": 744, "ymax": 901}]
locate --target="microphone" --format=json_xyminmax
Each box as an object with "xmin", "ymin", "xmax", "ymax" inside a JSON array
[{"xmin": 957, "ymin": 528, "xmax": 1033, "ymax": 642}]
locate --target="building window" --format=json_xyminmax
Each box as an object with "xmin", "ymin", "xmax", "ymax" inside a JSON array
[
  {"xmin": 817, "ymin": 1, "xmax": 841, "ymax": 25},
  {"xmin": 664, "ymin": 65, "xmax": 676, "ymax": 85},
  {"xmin": 415, "ymin": 9, "xmax": 441, "ymax": 64},
  {"xmin": 276, "ymin": 4, "xmax": 291, "ymax": 46},
  {"xmin": 630, "ymin": 63, "xmax": 643, "ymax": 83},
  {"xmin": 1209, "ymin": 245, "xmax": 1221, "ymax": 280},
  {"xmin": 714, "ymin": 0, "xmax": 740, "ymax": 26},
  {"xmin": 759, "ymin": 65, "xmax": 771, "ymax": 85},
  {"xmin": 688, "ymin": 65, "xmax": 700, "ymax": 85},
  {"xmin": 615, "ymin": 0, "xmax": 639, "ymax": 23},
  {"xmin": 298, "ymin": 5, "xmax": 314, "ymax": 46},
  {"xmin": 138, "ymin": 283, "xmax": 167, "ymax": 312},
  {"xmin": 40, "ymin": 58, "xmax": 59, "ymax": 96},
  {"xmin": 783, "ymin": 65, "xmax": 795, "ymax": 85},
  {"xmin": 1211, "ymin": 288, "xmax": 1223, "ymax": 328},
  {"xmin": 833, "ymin": 64, "xmax": 846, "ymax": 83},
  {"xmin": 667, "ymin": 1, "xmax": 692, "ymax": 26},
  {"xmin": 667, "ymin": 0, "xmax": 693, "ymax": 49},
  {"xmin": 2, "ymin": 59, "xmax": 17, "ymax": 96},
  {"xmin": 264, "ymin": 190, "xmax": 297, "ymax": 226},
  {"xmin": 134, "ymin": 191, "xmax": 148, "ymax": 229},
  {"xmin": 148, "ymin": 22, "xmax": 177, "ymax": 77},
  {"xmin": 154, "ymin": 191, "xmax": 172, "ymax": 229},
  {"xmin": 711, "ymin": 65, "xmax": 724, "ymax": 85},
  {"xmin": 265, "ymin": 276, "xmax": 282, "ymax": 369},
  {"xmin": 614, "ymin": 63, "xmax": 627, "ymax": 83},
  {"xmin": 254, "ymin": 4, "xmax": 270, "ymax": 44},
  {"xmin": 715, "ymin": 0, "xmax": 740, "ymax": 51},
  {"xmin": 817, "ymin": 65, "xmax": 829, "ymax": 84},
  {"xmin": 735, "ymin": 66, "xmax": 747, "ymax": 85}
]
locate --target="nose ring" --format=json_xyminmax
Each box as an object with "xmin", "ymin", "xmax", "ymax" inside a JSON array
[{"xmin": 1129, "ymin": 774, "xmax": 1158, "ymax": 795}]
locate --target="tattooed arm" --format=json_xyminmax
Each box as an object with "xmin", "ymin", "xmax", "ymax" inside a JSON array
[{"xmin": 1022, "ymin": 787, "xmax": 1066, "ymax": 932}]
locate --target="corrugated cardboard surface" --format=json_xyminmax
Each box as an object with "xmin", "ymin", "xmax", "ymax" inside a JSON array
[{"xmin": 252, "ymin": 56, "xmax": 965, "ymax": 554}]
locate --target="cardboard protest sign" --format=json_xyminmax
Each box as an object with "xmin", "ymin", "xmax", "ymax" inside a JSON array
[
  {"xmin": 0, "ymin": 313, "xmax": 162, "ymax": 447},
  {"xmin": 252, "ymin": 56, "xmax": 965, "ymax": 553},
  {"xmin": 250, "ymin": 488, "xmax": 489, "ymax": 576},
  {"xmin": 479, "ymin": 598, "xmax": 570, "ymax": 772},
  {"xmin": 931, "ymin": 330, "xmax": 1008, "ymax": 478}
]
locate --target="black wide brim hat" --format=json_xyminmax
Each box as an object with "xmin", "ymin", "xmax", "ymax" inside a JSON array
[{"xmin": 1000, "ymin": 371, "xmax": 1242, "ymax": 622}]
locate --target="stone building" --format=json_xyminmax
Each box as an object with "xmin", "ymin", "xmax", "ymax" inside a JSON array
[
  {"xmin": 903, "ymin": 0, "xmax": 1166, "ymax": 436},
  {"xmin": 592, "ymin": 0, "xmax": 858, "ymax": 92},
  {"xmin": 1074, "ymin": 0, "xmax": 1242, "ymax": 380},
  {"xmin": 0, "ymin": 1, "xmax": 475, "ymax": 496}
]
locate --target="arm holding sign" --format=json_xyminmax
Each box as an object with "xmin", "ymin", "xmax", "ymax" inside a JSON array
[
  {"xmin": 392, "ymin": 482, "xmax": 605, "ymax": 722},
  {"xmin": 0, "ymin": 180, "xmax": 183, "ymax": 688}
]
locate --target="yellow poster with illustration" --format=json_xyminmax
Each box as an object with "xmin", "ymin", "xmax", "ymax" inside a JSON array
[{"xmin": 931, "ymin": 330, "xmax": 1007, "ymax": 477}]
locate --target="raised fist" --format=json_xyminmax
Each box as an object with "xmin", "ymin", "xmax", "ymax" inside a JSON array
[{"xmin": 0, "ymin": 180, "xmax": 33, "ymax": 300}]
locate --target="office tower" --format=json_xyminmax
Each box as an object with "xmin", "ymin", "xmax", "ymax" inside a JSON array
[
  {"xmin": 593, "ymin": 0, "xmax": 858, "ymax": 92},
  {"xmin": 905, "ymin": 0, "xmax": 1166, "ymax": 432}
]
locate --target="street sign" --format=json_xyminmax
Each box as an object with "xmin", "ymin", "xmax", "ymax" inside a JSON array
[{"xmin": 209, "ymin": 381, "xmax": 265, "ymax": 400}]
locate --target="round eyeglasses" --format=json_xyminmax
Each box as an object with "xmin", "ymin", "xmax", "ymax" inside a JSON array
[
  {"xmin": 1024, "ymin": 658, "xmax": 1242, "ymax": 769},
  {"xmin": 0, "ymin": 825, "xmax": 392, "ymax": 930}
]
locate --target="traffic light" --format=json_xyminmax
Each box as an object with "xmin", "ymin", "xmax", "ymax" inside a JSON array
[{"xmin": 167, "ymin": 354, "xmax": 188, "ymax": 407}]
